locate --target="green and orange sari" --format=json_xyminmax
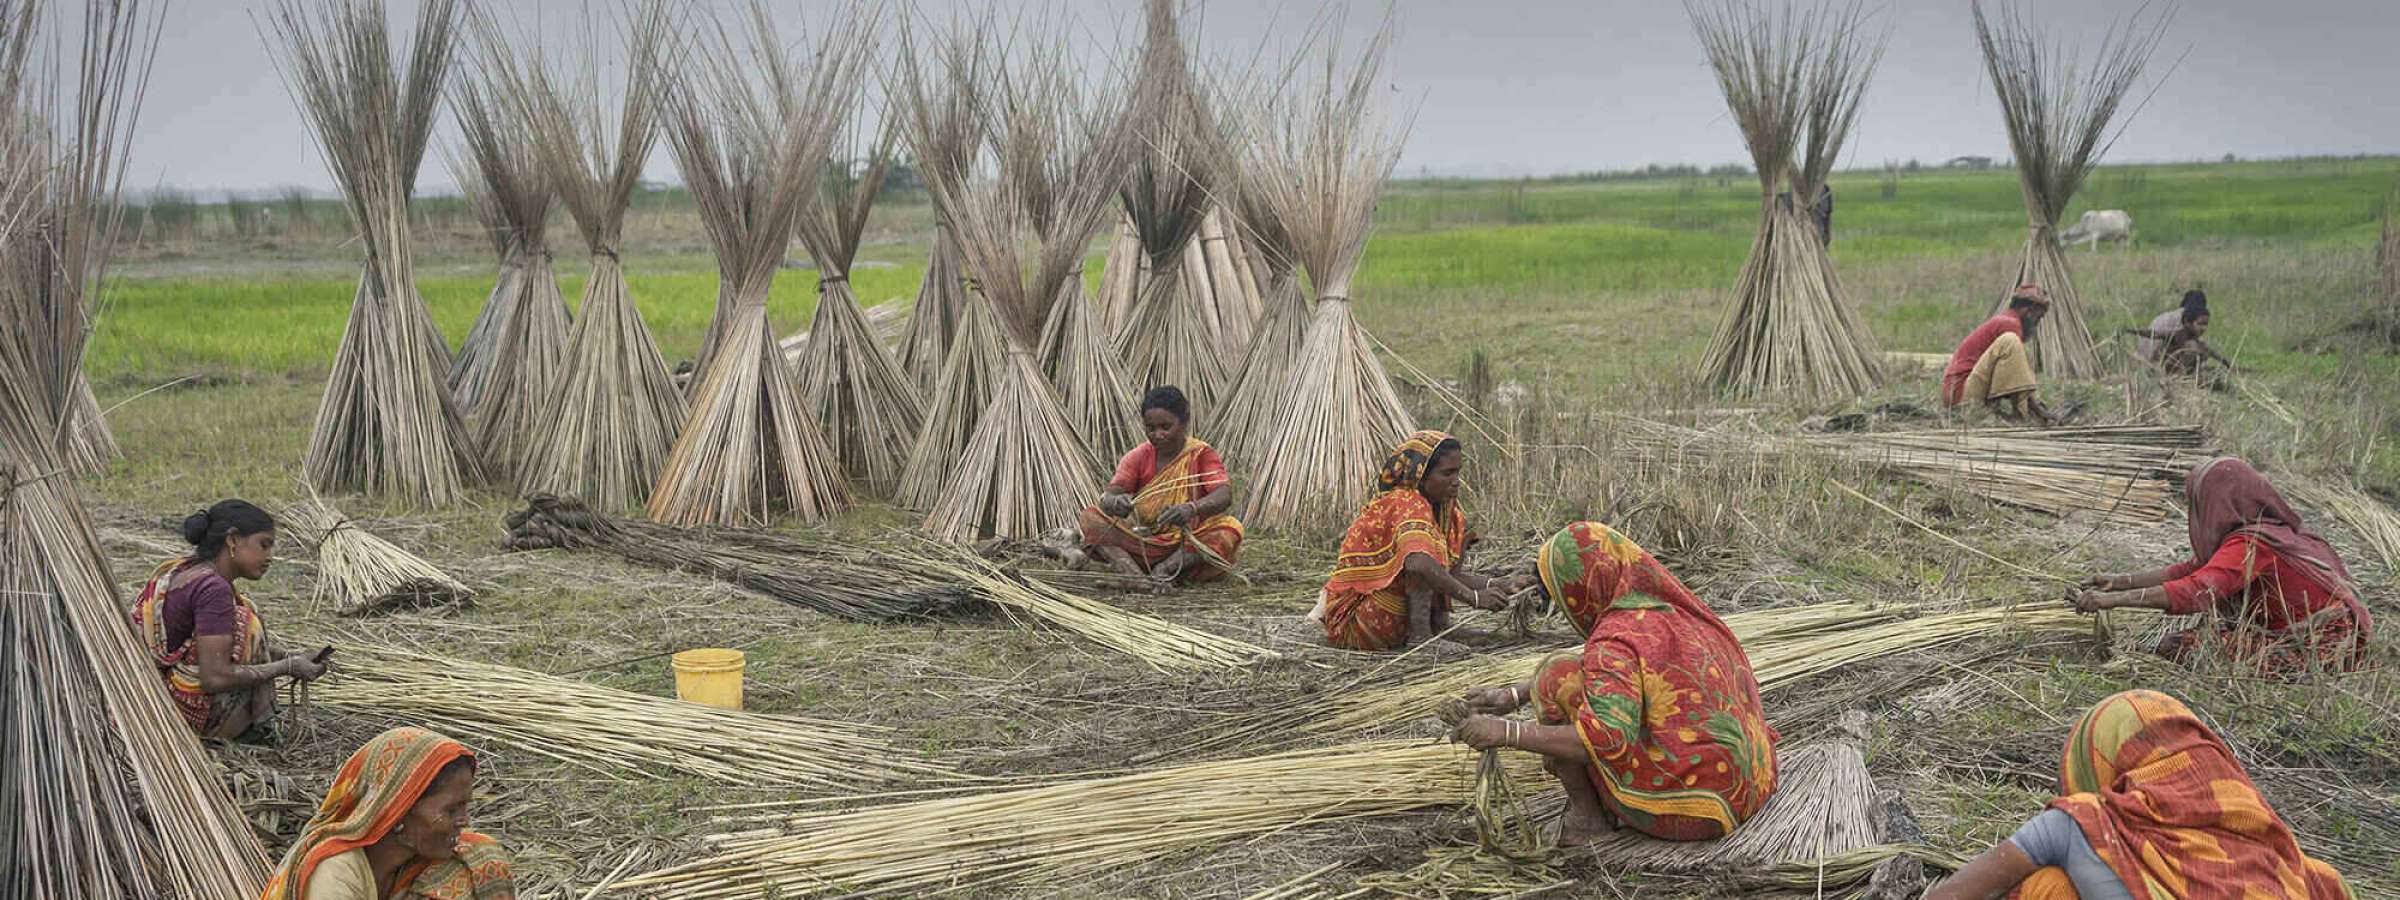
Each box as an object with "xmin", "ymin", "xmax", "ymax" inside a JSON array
[
  {"xmin": 261, "ymin": 727, "xmax": 516, "ymax": 900},
  {"xmin": 130, "ymin": 558, "xmax": 268, "ymax": 736},
  {"xmin": 1528, "ymin": 522, "xmax": 1777, "ymax": 841},
  {"xmin": 1078, "ymin": 437, "xmax": 1242, "ymax": 581},
  {"xmin": 1316, "ymin": 431, "xmax": 1472, "ymax": 651},
  {"xmin": 2012, "ymin": 690, "xmax": 2351, "ymax": 899}
]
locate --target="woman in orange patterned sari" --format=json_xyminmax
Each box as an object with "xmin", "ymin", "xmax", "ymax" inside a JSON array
[
  {"xmin": 1928, "ymin": 689, "xmax": 2350, "ymax": 899},
  {"xmin": 1310, "ymin": 431, "xmax": 1515, "ymax": 651},
  {"xmin": 261, "ymin": 726, "xmax": 516, "ymax": 899},
  {"xmin": 1077, "ymin": 385, "xmax": 1242, "ymax": 583},
  {"xmin": 130, "ymin": 500, "xmax": 325, "ymax": 742},
  {"xmin": 1455, "ymin": 522, "xmax": 1778, "ymax": 844}
]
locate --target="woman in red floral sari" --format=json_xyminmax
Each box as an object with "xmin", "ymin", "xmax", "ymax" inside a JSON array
[
  {"xmin": 2068, "ymin": 457, "xmax": 2370, "ymax": 674},
  {"xmin": 1310, "ymin": 430, "xmax": 1514, "ymax": 651},
  {"xmin": 261, "ymin": 726, "xmax": 517, "ymax": 899},
  {"xmin": 1454, "ymin": 521, "xmax": 1779, "ymax": 844},
  {"xmin": 1928, "ymin": 689, "xmax": 2351, "ymax": 899},
  {"xmin": 1077, "ymin": 385, "xmax": 1242, "ymax": 583}
]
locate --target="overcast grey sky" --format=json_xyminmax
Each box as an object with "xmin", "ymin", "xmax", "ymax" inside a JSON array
[{"xmin": 137, "ymin": 0, "xmax": 2400, "ymax": 195}]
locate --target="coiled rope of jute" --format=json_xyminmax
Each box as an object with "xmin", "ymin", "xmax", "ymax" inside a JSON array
[{"xmin": 1437, "ymin": 697, "xmax": 1548, "ymax": 860}]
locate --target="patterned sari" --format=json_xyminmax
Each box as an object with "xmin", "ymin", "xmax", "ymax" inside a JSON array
[
  {"xmin": 261, "ymin": 727, "xmax": 517, "ymax": 900},
  {"xmin": 1077, "ymin": 438, "xmax": 1243, "ymax": 581},
  {"xmin": 130, "ymin": 558, "xmax": 267, "ymax": 735},
  {"xmin": 1529, "ymin": 522, "xmax": 1778, "ymax": 841},
  {"xmin": 1317, "ymin": 430, "xmax": 1472, "ymax": 651},
  {"xmin": 2012, "ymin": 690, "xmax": 2350, "ymax": 899}
]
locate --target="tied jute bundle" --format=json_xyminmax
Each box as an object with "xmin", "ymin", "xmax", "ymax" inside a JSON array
[
  {"xmin": 283, "ymin": 496, "xmax": 473, "ymax": 616},
  {"xmin": 503, "ymin": 494, "xmax": 968, "ymax": 622}
]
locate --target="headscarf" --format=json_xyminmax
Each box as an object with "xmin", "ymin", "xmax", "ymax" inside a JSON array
[
  {"xmin": 1323, "ymin": 431, "xmax": 1472, "ymax": 599},
  {"xmin": 1535, "ymin": 522, "xmax": 1739, "ymax": 647},
  {"xmin": 262, "ymin": 727, "xmax": 515, "ymax": 900},
  {"xmin": 2184, "ymin": 458, "xmax": 2356, "ymax": 597},
  {"xmin": 2048, "ymin": 690, "xmax": 2351, "ymax": 899},
  {"xmin": 1375, "ymin": 429, "xmax": 1461, "ymax": 494}
]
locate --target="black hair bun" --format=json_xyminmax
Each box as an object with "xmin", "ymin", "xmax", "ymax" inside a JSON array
[{"xmin": 181, "ymin": 510, "xmax": 213, "ymax": 546}]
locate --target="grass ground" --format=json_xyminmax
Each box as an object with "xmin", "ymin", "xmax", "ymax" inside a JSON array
[{"xmin": 82, "ymin": 157, "xmax": 2400, "ymax": 897}]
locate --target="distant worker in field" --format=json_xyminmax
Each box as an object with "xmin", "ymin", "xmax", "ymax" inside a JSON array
[
  {"xmin": 1927, "ymin": 690, "xmax": 2350, "ymax": 900},
  {"xmin": 2067, "ymin": 457, "xmax": 2370, "ymax": 675},
  {"xmin": 1942, "ymin": 284, "xmax": 2061, "ymax": 424},
  {"xmin": 1450, "ymin": 522, "xmax": 1779, "ymax": 846},
  {"xmin": 1077, "ymin": 385, "xmax": 1243, "ymax": 584},
  {"xmin": 261, "ymin": 726, "xmax": 518, "ymax": 899},
  {"xmin": 130, "ymin": 499, "xmax": 327, "ymax": 742},
  {"xmin": 2127, "ymin": 289, "xmax": 2230, "ymax": 384},
  {"xmin": 1308, "ymin": 431, "xmax": 1515, "ymax": 651}
]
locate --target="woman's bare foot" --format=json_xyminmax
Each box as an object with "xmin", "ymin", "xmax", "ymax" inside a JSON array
[
  {"xmin": 1150, "ymin": 549, "xmax": 1194, "ymax": 584},
  {"xmin": 1092, "ymin": 546, "xmax": 1145, "ymax": 577},
  {"xmin": 1557, "ymin": 804, "xmax": 1613, "ymax": 848}
]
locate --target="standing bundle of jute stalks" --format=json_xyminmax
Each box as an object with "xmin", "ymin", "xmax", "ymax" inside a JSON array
[
  {"xmin": 647, "ymin": 1, "xmax": 862, "ymax": 527},
  {"xmin": 282, "ymin": 496, "xmax": 473, "ymax": 616},
  {"xmin": 896, "ymin": 542, "xmax": 1273, "ymax": 673},
  {"xmin": 512, "ymin": 0, "xmax": 687, "ymax": 512},
  {"xmin": 276, "ymin": 0, "xmax": 486, "ymax": 506},
  {"xmin": 1690, "ymin": 0, "xmax": 1886, "ymax": 398},
  {"xmin": 611, "ymin": 739, "xmax": 1488, "ymax": 898},
  {"xmin": 2, "ymin": 2, "xmax": 270, "ymax": 892},
  {"xmin": 1973, "ymin": 0, "xmax": 2172, "ymax": 378},
  {"xmin": 2380, "ymin": 185, "xmax": 2400, "ymax": 320},
  {"xmin": 1208, "ymin": 157, "xmax": 1309, "ymax": 467},
  {"xmin": 1113, "ymin": 0, "xmax": 1241, "ymax": 413},
  {"xmin": 890, "ymin": 20, "xmax": 988, "ymax": 393},
  {"xmin": 315, "ymin": 643, "xmax": 957, "ymax": 789},
  {"xmin": 1230, "ymin": 20, "xmax": 1417, "ymax": 527}
]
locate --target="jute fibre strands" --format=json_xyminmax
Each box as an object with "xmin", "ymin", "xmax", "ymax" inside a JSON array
[
  {"xmin": 282, "ymin": 495, "xmax": 473, "ymax": 616},
  {"xmin": 314, "ymin": 643, "xmax": 956, "ymax": 789},
  {"xmin": 1972, "ymin": 0, "xmax": 2173, "ymax": 378},
  {"xmin": 272, "ymin": 0, "xmax": 487, "ymax": 507},
  {"xmin": 889, "ymin": 21, "xmax": 989, "ymax": 392},
  {"xmin": 897, "ymin": 541, "xmax": 1274, "ymax": 673},
  {"xmin": 511, "ymin": 0, "xmax": 688, "ymax": 513},
  {"xmin": 1690, "ymin": 0, "xmax": 1887, "ymax": 399}
]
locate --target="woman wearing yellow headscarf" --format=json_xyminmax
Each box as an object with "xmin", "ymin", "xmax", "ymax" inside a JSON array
[
  {"xmin": 1310, "ymin": 430, "xmax": 1517, "ymax": 651},
  {"xmin": 261, "ymin": 727, "xmax": 515, "ymax": 899},
  {"xmin": 1927, "ymin": 690, "xmax": 2350, "ymax": 899}
]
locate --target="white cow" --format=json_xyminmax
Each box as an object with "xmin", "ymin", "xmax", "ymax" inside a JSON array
[{"xmin": 2057, "ymin": 209, "xmax": 2133, "ymax": 251}]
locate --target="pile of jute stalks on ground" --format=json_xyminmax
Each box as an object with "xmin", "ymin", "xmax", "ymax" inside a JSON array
[
  {"xmin": 314, "ymin": 643, "xmax": 956, "ymax": 790},
  {"xmin": 1620, "ymin": 419, "xmax": 2209, "ymax": 523},
  {"xmin": 282, "ymin": 496, "xmax": 473, "ymax": 616}
]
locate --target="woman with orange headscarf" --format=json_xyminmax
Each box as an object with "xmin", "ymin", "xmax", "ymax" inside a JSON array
[
  {"xmin": 1450, "ymin": 522, "xmax": 1778, "ymax": 845},
  {"xmin": 1310, "ymin": 430, "xmax": 1515, "ymax": 651},
  {"xmin": 1927, "ymin": 689, "xmax": 2351, "ymax": 899},
  {"xmin": 261, "ymin": 726, "xmax": 515, "ymax": 899},
  {"xmin": 2068, "ymin": 457, "xmax": 2370, "ymax": 674}
]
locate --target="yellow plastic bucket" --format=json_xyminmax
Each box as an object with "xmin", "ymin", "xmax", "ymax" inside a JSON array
[{"xmin": 670, "ymin": 648, "xmax": 745, "ymax": 711}]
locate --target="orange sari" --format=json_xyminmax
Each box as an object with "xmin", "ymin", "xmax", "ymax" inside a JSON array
[
  {"xmin": 261, "ymin": 727, "xmax": 516, "ymax": 899},
  {"xmin": 1078, "ymin": 438, "xmax": 1242, "ymax": 580},
  {"xmin": 1318, "ymin": 430, "xmax": 1472, "ymax": 651},
  {"xmin": 2012, "ymin": 690, "xmax": 2350, "ymax": 899}
]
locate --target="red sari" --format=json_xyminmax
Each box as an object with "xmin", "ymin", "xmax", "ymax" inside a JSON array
[
  {"xmin": 2012, "ymin": 690, "xmax": 2351, "ymax": 899},
  {"xmin": 2159, "ymin": 458, "xmax": 2369, "ymax": 673},
  {"xmin": 1529, "ymin": 521, "xmax": 1778, "ymax": 841},
  {"xmin": 1077, "ymin": 438, "xmax": 1242, "ymax": 581},
  {"xmin": 1317, "ymin": 431, "xmax": 1472, "ymax": 651}
]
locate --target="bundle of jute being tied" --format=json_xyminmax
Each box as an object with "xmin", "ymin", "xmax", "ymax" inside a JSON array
[
  {"xmin": 314, "ymin": 642, "xmax": 958, "ymax": 789},
  {"xmin": 1112, "ymin": 0, "xmax": 1241, "ymax": 414},
  {"xmin": 452, "ymin": 23, "xmax": 571, "ymax": 485},
  {"xmin": 897, "ymin": 24, "xmax": 1131, "ymax": 541},
  {"xmin": 1690, "ymin": 0, "xmax": 1887, "ymax": 399},
  {"xmin": 788, "ymin": 68, "xmax": 924, "ymax": 496},
  {"xmin": 1, "ymin": 2, "xmax": 270, "ymax": 892},
  {"xmin": 512, "ymin": 0, "xmax": 687, "ymax": 512},
  {"xmin": 282, "ymin": 495, "xmax": 473, "ymax": 616},
  {"xmin": 646, "ymin": 1, "xmax": 862, "ymax": 527},
  {"xmin": 889, "ymin": 19, "xmax": 989, "ymax": 393},
  {"xmin": 504, "ymin": 494, "xmax": 970, "ymax": 621},
  {"xmin": 1228, "ymin": 20, "xmax": 1417, "ymax": 526},
  {"xmin": 1973, "ymin": 0, "xmax": 2172, "ymax": 378},
  {"xmin": 274, "ymin": 0, "xmax": 486, "ymax": 506}
]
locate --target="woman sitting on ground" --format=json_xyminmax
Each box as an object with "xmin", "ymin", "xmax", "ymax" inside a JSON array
[
  {"xmin": 1451, "ymin": 522, "xmax": 1779, "ymax": 845},
  {"xmin": 130, "ymin": 499, "xmax": 325, "ymax": 742},
  {"xmin": 2069, "ymin": 457, "xmax": 2370, "ymax": 674},
  {"xmin": 2128, "ymin": 289, "xmax": 2229, "ymax": 383},
  {"xmin": 1943, "ymin": 284, "xmax": 2061, "ymax": 424},
  {"xmin": 1927, "ymin": 689, "xmax": 2350, "ymax": 899},
  {"xmin": 1076, "ymin": 385, "xmax": 1242, "ymax": 583},
  {"xmin": 1311, "ymin": 430, "xmax": 1514, "ymax": 651},
  {"xmin": 262, "ymin": 726, "xmax": 516, "ymax": 899}
]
